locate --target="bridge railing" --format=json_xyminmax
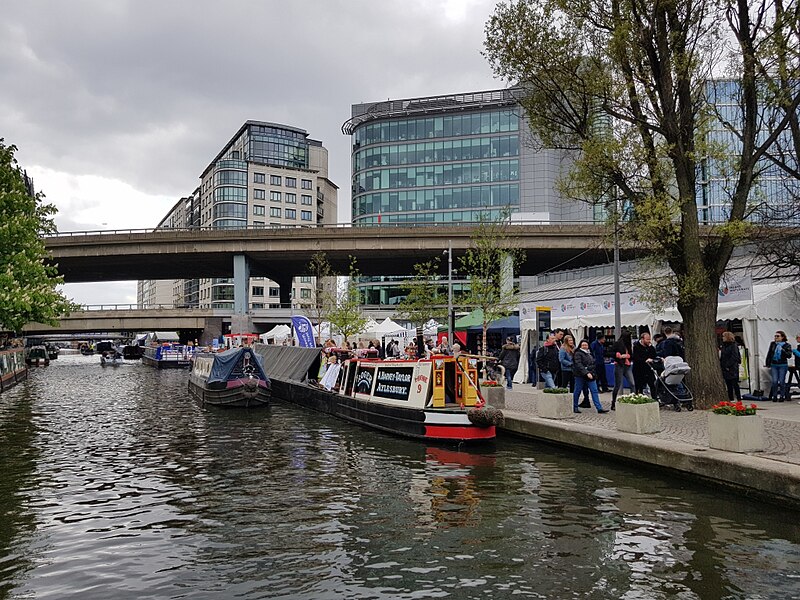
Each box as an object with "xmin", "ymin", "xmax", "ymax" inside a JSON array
[{"xmin": 46, "ymin": 220, "xmax": 607, "ymax": 238}]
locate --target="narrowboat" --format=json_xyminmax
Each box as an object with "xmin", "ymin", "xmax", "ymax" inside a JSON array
[
  {"xmin": 254, "ymin": 345, "xmax": 502, "ymax": 443},
  {"xmin": 46, "ymin": 344, "xmax": 59, "ymax": 360},
  {"xmin": 122, "ymin": 344, "xmax": 145, "ymax": 359},
  {"xmin": 0, "ymin": 348, "xmax": 28, "ymax": 393},
  {"xmin": 188, "ymin": 347, "xmax": 271, "ymax": 407},
  {"xmin": 142, "ymin": 344, "xmax": 194, "ymax": 369},
  {"xmin": 25, "ymin": 345, "xmax": 50, "ymax": 366}
]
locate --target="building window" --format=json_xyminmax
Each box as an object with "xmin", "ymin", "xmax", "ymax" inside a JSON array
[
  {"xmin": 253, "ymin": 188, "xmax": 265, "ymax": 200},
  {"xmin": 251, "ymin": 303, "xmax": 264, "ymax": 309},
  {"xmin": 270, "ymin": 175, "xmax": 282, "ymax": 185},
  {"xmin": 300, "ymin": 288, "xmax": 311, "ymax": 299},
  {"xmin": 253, "ymin": 205, "xmax": 265, "ymax": 216},
  {"xmin": 301, "ymin": 210, "xmax": 312, "ymax": 221},
  {"xmin": 270, "ymin": 191, "xmax": 281, "ymax": 202},
  {"xmin": 269, "ymin": 287, "xmax": 280, "ymax": 297},
  {"xmin": 285, "ymin": 209, "xmax": 297, "ymax": 219},
  {"xmin": 253, "ymin": 220, "xmax": 265, "ymax": 227},
  {"xmin": 231, "ymin": 150, "xmax": 240, "ymax": 159},
  {"xmin": 299, "ymin": 276, "xmax": 312, "ymax": 283},
  {"xmin": 285, "ymin": 193, "xmax": 296, "ymax": 204},
  {"xmin": 270, "ymin": 207, "xmax": 281, "ymax": 218},
  {"xmin": 301, "ymin": 194, "xmax": 312, "ymax": 205},
  {"xmin": 301, "ymin": 179, "xmax": 313, "ymax": 189},
  {"xmin": 286, "ymin": 177, "xmax": 297, "ymax": 188},
  {"xmin": 254, "ymin": 173, "xmax": 265, "ymax": 184},
  {"xmin": 252, "ymin": 286, "xmax": 264, "ymax": 296}
]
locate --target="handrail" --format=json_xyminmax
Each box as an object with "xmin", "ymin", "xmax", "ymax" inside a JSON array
[{"xmin": 45, "ymin": 220, "xmax": 608, "ymax": 238}]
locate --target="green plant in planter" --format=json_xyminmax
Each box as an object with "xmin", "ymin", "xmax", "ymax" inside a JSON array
[
  {"xmin": 617, "ymin": 393, "xmax": 656, "ymax": 404},
  {"xmin": 711, "ymin": 401, "xmax": 758, "ymax": 415},
  {"xmin": 543, "ymin": 387, "xmax": 570, "ymax": 394},
  {"xmin": 480, "ymin": 380, "xmax": 501, "ymax": 387}
]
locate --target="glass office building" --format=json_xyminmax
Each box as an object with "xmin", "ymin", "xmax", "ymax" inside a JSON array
[{"xmin": 344, "ymin": 89, "xmax": 590, "ymax": 226}]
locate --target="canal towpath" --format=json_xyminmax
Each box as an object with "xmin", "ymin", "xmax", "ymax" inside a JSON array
[{"xmin": 499, "ymin": 385, "xmax": 800, "ymax": 505}]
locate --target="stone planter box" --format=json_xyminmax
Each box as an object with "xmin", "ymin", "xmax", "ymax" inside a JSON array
[
  {"xmin": 480, "ymin": 385, "xmax": 505, "ymax": 409},
  {"xmin": 538, "ymin": 393, "xmax": 574, "ymax": 419},
  {"xmin": 708, "ymin": 413, "xmax": 764, "ymax": 453},
  {"xmin": 616, "ymin": 401, "xmax": 661, "ymax": 434}
]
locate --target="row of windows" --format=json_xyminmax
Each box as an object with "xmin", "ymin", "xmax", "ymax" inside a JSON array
[
  {"xmin": 213, "ymin": 203, "xmax": 248, "ymax": 219},
  {"xmin": 353, "ymin": 135, "xmax": 519, "ymax": 172},
  {"xmin": 354, "ymin": 184, "xmax": 519, "ymax": 216},
  {"xmin": 215, "ymin": 170, "xmax": 248, "ymax": 186},
  {"xmin": 252, "ymin": 173, "xmax": 314, "ymax": 188},
  {"xmin": 263, "ymin": 208, "xmax": 314, "ymax": 221},
  {"xmin": 354, "ymin": 208, "xmax": 510, "ymax": 225},
  {"xmin": 248, "ymin": 190, "xmax": 315, "ymax": 204},
  {"xmin": 252, "ymin": 286, "xmax": 311, "ymax": 299},
  {"xmin": 247, "ymin": 135, "xmax": 309, "ymax": 169},
  {"xmin": 353, "ymin": 110, "xmax": 519, "ymax": 146},
  {"xmin": 353, "ymin": 160, "xmax": 519, "ymax": 194},
  {"xmin": 213, "ymin": 187, "xmax": 247, "ymax": 202},
  {"xmin": 248, "ymin": 124, "xmax": 307, "ymax": 140}
]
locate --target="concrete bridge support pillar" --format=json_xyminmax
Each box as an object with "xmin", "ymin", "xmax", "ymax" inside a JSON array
[{"xmin": 232, "ymin": 254, "xmax": 253, "ymax": 334}]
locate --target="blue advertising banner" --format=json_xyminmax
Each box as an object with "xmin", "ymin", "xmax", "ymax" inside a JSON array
[{"xmin": 292, "ymin": 315, "xmax": 316, "ymax": 348}]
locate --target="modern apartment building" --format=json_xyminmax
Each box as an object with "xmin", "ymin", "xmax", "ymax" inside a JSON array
[
  {"xmin": 138, "ymin": 121, "xmax": 338, "ymax": 310},
  {"xmin": 343, "ymin": 88, "xmax": 591, "ymax": 226},
  {"xmin": 343, "ymin": 88, "xmax": 591, "ymax": 304}
]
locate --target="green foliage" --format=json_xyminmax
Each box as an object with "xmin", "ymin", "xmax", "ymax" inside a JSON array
[
  {"xmin": 484, "ymin": 0, "xmax": 800, "ymax": 408},
  {"xmin": 0, "ymin": 139, "xmax": 74, "ymax": 332},
  {"xmin": 459, "ymin": 210, "xmax": 523, "ymax": 352},
  {"xmin": 543, "ymin": 387, "xmax": 569, "ymax": 394},
  {"xmin": 395, "ymin": 257, "xmax": 447, "ymax": 328},
  {"xmin": 326, "ymin": 256, "xmax": 368, "ymax": 343}
]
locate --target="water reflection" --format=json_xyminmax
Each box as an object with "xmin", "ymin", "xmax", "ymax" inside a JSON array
[{"xmin": 0, "ymin": 355, "xmax": 797, "ymax": 599}]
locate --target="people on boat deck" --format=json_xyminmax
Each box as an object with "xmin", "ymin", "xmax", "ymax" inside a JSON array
[
  {"xmin": 451, "ymin": 343, "xmax": 462, "ymax": 358},
  {"xmin": 438, "ymin": 336, "xmax": 452, "ymax": 356},
  {"xmin": 320, "ymin": 355, "xmax": 341, "ymax": 391}
]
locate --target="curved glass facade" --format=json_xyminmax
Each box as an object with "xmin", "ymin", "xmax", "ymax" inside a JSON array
[
  {"xmin": 245, "ymin": 124, "xmax": 309, "ymax": 169},
  {"xmin": 351, "ymin": 109, "xmax": 520, "ymax": 224}
]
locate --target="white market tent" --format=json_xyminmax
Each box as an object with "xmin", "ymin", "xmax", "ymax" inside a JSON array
[
  {"xmin": 367, "ymin": 317, "xmax": 408, "ymax": 337},
  {"xmin": 260, "ymin": 325, "xmax": 291, "ymax": 343},
  {"xmin": 516, "ymin": 280, "xmax": 800, "ymax": 389}
]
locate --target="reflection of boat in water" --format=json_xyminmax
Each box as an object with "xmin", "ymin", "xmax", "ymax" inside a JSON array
[
  {"xmin": 254, "ymin": 345, "xmax": 502, "ymax": 443},
  {"xmin": 100, "ymin": 351, "xmax": 124, "ymax": 366},
  {"xmin": 189, "ymin": 347, "xmax": 271, "ymax": 407},
  {"xmin": 0, "ymin": 348, "xmax": 28, "ymax": 392},
  {"xmin": 25, "ymin": 346, "xmax": 50, "ymax": 367},
  {"xmin": 122, "ymin": 345, "xmax": 144, "ymax": 359},
  {"xmin": 142, "ymin": 344, "xmax": 194, "ymax": 369}
]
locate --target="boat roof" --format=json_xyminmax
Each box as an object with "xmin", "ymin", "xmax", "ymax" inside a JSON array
[{"xmin": 207, "ymin": 347, "xmax": 268, "ymax": 384}]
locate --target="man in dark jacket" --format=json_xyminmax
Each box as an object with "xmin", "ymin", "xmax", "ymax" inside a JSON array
[
  {"xmin": 658, "ymin": 327, "xmax": 685, "ymax": 358},
  {"xmin": 590, "ymin": 334, "xmax": 610, "ymax": 392},
  {"xmin": 535, "ymin": 335, "xmax": 560, "ymax": 388},
  {"xmin": 499, "ymin": 336, "xmax": 521, "ymax": 390},
  {"xmin": 632, "ymin": 332, "xmax": 658, "ymax": 397}
]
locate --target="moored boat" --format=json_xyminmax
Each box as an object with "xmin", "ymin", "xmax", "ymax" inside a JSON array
[
  {"xmin": 25, "ymin": 345, "xmax": 50, "ymax": 367},
  {"xmin": 188, "ymin": 347, "xmax": 271, "ymax": 408},
  {"xmin": 0, "ymin": 347, "xmax": 28, "ymax": 393},
  {"xmin": 254, "ymin": 345, "xmax": 502, "ymax": 443},
  {"xmin": 142, "ymin": 344, "xmax": 194, "ymax": 369}
]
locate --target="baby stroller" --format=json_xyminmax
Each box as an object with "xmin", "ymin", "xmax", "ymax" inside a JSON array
[{"xmin": 650, "ymin": 356, "xmax": 694, "ymax": 411}]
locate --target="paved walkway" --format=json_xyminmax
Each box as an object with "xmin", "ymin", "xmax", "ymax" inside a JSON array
[{"xmin": 502, "ymin": 385, "xmax": 800, "ymax": 466}]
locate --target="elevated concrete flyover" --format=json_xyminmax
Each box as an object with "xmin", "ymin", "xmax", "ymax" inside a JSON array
[
  {"xmin": 22, "ymin": 307, "xmax": 218, "ymax": 335},
  {"xmin": 44, "ymin": 223, "xmax": 624, "ymax": 283}
]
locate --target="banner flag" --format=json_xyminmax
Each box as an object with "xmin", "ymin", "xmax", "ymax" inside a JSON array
[{"xmin": 292, "ymin": 315, "xmax": 317, "ymax": 348}]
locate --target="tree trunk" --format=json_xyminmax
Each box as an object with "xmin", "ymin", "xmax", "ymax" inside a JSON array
[{"xmin": 679, "ymin": 285, "xmax": 726, "ymax": 410}]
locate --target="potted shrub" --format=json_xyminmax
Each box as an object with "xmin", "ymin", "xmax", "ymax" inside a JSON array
[
  {"xmin": 615, "ymin": 393, "xmax": 661, "ymax": 434},
  {"xmin": 708, "ymin": 401, "xmax": 764, "ymax": 453},
  {"xmin": 479, "ymin": 380, "xmax": 505, "ymax": 408},
  {"xmin": 538, "ymin": 387, "xmax": 574, "ymax": 419}
]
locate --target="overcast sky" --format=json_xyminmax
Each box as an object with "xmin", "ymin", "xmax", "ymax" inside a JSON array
[{"xmin": 1, "ymin": 0, "xmax": 504, "ymax": 304}]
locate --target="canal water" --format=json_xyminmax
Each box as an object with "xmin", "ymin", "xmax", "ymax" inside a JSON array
[{"xmin": 1, "ymin": 355, "xmax": 798, "ymax": 599}]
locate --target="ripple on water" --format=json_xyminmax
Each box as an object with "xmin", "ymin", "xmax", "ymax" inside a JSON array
[{"xmin": 0, "ymin": 354, "xmax": 798, "ymax": 599}]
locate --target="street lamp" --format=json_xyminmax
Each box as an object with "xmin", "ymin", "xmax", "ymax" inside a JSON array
[{"xmin": 446, "ymin": 240, "xmax": 454, "ymax": 344}]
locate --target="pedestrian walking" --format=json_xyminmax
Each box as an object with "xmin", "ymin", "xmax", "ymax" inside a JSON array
[
  {"xmin": 719, "ymin": 331, "xmax": 741, "ymax": 401},
  {"xmin": 559, "ymin": 335, "xmax": 576, "ymax": 392},
  {"xmin": 535, "ymin": 335, "xmax": 560, "ymax": 388},
  {"xmin": 572, "ymin": 339, "xmax": 609, "ymax": 414},
  {"xmin": 590, "ymin": 334, "xmax": 610, "ymax": 392},
  {"xmin": 766, "ymin": 330, "xmax": 793, "ymax": 402},
  {"xmin": 632, "ymin": 332, "xmax": 657, "ymax": 397},
  {"xmin": 611, "ymin": 331, "xmax": 635, "ymax": 410},
  {"xmin": 499, "ymin": 336, "xmax": 520, "ymax": 390}
]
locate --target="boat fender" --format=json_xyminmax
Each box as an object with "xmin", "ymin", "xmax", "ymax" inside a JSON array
[
  {"xmin": 242, "ymin": 378, "xmax": 259, "ymax": 398},
  {"xmin": 467, "ymin": 406, "xmax": 504, "ymax": 427}
]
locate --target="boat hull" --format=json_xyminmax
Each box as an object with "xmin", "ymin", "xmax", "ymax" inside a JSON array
[
  {"xmin": 0, "ymin": 348, "xmax": 28, "ymax": 393},
  {"xmin": 188, "ymin": 376, "xmax": 271, "ymax": 408},
  {"xmin": 142, "ymin": 355, "xmax": 192, "ymax": 369},
  {"xmin": 272, "ymin": 378, "xmax": 495, "ymax": 443}
]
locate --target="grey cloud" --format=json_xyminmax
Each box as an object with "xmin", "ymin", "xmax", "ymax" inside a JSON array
[{"xmin": 1, "ymin": 0, "xmax": 501, "ymax": 221}]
